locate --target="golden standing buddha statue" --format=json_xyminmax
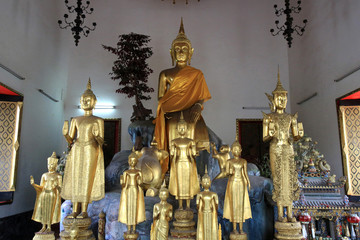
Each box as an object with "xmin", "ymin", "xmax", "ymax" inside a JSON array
[
  {"xmin": 150, "ymin": 181, "xmax": 173, "ymax": 240},
  {"xmin": 62, "ymin": 79, "xmax": 105, "ymax": 219},
  {"xmin": 223, "ymin": 139, "xmax": 252, "ymax": 239},
  {"xmin": 154, "ymin": 18, "xmax": 211, "ymax": 175},
  {"xmin": 196, "ymin": 167, "xmax": 220, "ymax": 240},
  {"xmin": 118, "ymin": 151, "xmax": 146, "ymax": 237},
  {"xmin": 262, "ymin": 72, "xmax": 304, "ymax": 223},
  {"xmin": 169, "ymin": 112, "xmax": 200, "ymax": 209},
  {"xmin": 30, "ymin": 152, "xmax": 62, "ymax": 235}
]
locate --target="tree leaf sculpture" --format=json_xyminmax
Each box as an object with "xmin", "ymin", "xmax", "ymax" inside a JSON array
[{"xmin": 103, "ymin": 33, "xmax": 154, "ymax": 122}]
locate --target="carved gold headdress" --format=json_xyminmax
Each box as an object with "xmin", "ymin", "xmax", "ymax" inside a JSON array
[
  {"xmin": 47, "ymin": 152, "xmax": 58, "ymax": 165},
  {"xmin": 159, "ymin": 180, "xmax": 169, "ymax": 194},
  {"xmin": 82, "ymin": 78, "xmax": 97, "ymax": 100},
  {"xmin": 172, "ymin": 18, "xmax": 192, "ymax": 50},
  {"xmin": 178, "ymin": 111, "xmax": 187, "ymax": 127},
  {"xmin": 202, "ymin": 165, "xmax": 211, "ymax": 184},
  {"xmin": 171, "ymin": 18, "xmax": 193, "ymax": 66},
  {"xmin": 272, "ymin": 67, "xmax": 287, "ymax": 95},
  {"xmin": 231, "ymin": 136, "xmax": 242, "ymax": 151}
]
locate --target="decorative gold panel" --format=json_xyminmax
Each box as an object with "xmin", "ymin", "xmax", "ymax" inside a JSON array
[
  {"xmin": 0, "ymin": 101, "xmax": 22, "ymax": 192},
  {"xmin": 339, "ymin": 105, "xmax": 360, "ymax": 196}
]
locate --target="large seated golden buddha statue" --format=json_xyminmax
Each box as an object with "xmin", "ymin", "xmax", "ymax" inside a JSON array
[{"xmin": 153, "ymin": 19, "xmax": 211, "ymax": 175}]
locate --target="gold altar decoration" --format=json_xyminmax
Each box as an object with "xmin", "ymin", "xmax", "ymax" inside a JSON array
[
  {"xmin": 61, "ymin": 79, "xmax": 105, "ymax": 219},
  {"xmin": 150, "ymin": 181, "xmax": 173, "ymax": 240},
  {"xmin": 154, "ymin": 18, "xmax": 211, "ymax": 175},
  {"xmin": 0, "ymin": 100, "xmax": 22, "ymax": 192},
  {"xmin": 60, "ymin": 218, "xmax": 95, "ymax": 240},
  {"xmin": 262, "ymin": 70, "xmax": 304, "ymax": 223},
  {"xmin": 196, "ymin": 167, "xmax": 220, "ymax": 240},
  {"xmin": 135, "ymin": 137, "xmax": 169, "ymax": 196},
  {"xmin": 211, "ymin": 142, "xmax": 231, "ymax": 180},
  {"xmin": 30, "ymin": 152, "xmax": 62, "ymax": 240},
  {"xmin": 118, "ymin": 150, "xmax": 146, "ymax": 235},
  {"xmin": 338, "ymin": 105, "xmax": 360, "ymax": 196},
  {"xmin": 223, "ymin": 138, "xmax": 252, "ymax": 239},
  {"xmin": 168, "ymin": 112, "xmax": 199, "ymax": 209}
]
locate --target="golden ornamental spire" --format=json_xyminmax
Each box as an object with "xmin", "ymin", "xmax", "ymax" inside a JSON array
[
  {"xmin": 47, "ymin": 152, "xmax": 58, "ymax": 164},
  {"xmin": 172, "ymin": 18, "xmax": 192, "ymax": 49},
  {"xmin": 272, "ymin": 67, "xmax": 287, "ymax": 94},
  {"xmin": 87, "ymin": 78, "xmax": 92, "ymax": 90}
]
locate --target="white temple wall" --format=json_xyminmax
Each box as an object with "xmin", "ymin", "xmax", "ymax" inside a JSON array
[
  {"xmin": 0, "ymin": 1, "xmax": 69, "ymax": 218},
  {"xmin": 288, "ymin": 1, "xmax": 360, "ymax": 179}
]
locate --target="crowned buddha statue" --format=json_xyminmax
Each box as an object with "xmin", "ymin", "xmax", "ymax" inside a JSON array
[
  {"xmin": 263, "ymin": 70, "xmax": 304, "ymax": 239},
  {"xmin": 154, "ymin": 18, "xmax": 211, "ymax": 175},
  {"xmin": 30, "ymin": 152, "xmax": 62, "ymax": 239},
  {"xmin": 62, "ymin": 79, "xmax": 105, "ymax": 219}
]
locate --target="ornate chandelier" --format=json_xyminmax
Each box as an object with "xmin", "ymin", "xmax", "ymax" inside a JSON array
[
  {"xmin": 270, "ymin": 0, "xmax": 308, "ymax": 48},
  {"xmin": 58, "ymin": 0, "xmax": 96, "ymax": 46},
  {"xmin": 162, "ymin": 0, "xmax": 199, "ymax": 4}
]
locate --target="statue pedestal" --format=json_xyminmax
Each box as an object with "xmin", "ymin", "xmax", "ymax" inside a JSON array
[
  {"xmin": 123, "ymin": 231, "xmax": 139, "ymax": 240},
  {"xmin": 169, "ymin": 208, "xmax": 196, "ymax": 240},
  {"xmin": 33, "ymin": 231, "xmax": 55, "ymax": 240},
  {"xmin": 59, "ymin": 217, "xmax": 95, "ymax": 240},
  {"xmin": 229, "ymin": 232, "xmax": 248, "ymax": 240},
  {"xmin": 274, "ymin": 221, "xmax": 302, "ymax": 240}
]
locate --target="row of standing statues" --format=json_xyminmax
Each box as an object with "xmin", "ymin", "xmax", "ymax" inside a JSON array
[{"xmin": 30, "ymin": 19, "xmax": 304, "ymax": 240}]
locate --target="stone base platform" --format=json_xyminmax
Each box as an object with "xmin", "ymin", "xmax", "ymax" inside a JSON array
[
  {"xmin": 274, "ymin": 221, "xmax": 302, "ymax": 240},
  {"xmin": 33, "ymin": 231, "xmax": 55, "ymax": 240}
]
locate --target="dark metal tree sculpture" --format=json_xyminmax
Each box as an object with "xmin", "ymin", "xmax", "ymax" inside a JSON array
[{"xmin": 103, "ymin": 33, "xmax": 154, "ymax": 122}]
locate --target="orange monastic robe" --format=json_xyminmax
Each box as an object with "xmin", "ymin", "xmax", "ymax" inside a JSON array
[{"xmin": 154, "ymin": 66, "xmax": 211, "ymax": 173}]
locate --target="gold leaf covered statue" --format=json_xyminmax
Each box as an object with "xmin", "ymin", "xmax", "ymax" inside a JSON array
[
  {"xmin": 169, "ymin": 112, "xmax": 200, "ymax": 209},
  {"xmin": 262, "ymin": 70, "xmax": 304, "ymax": 222},
  {"xmin": 196, "ymin": 166, "xmax": 220, "ymax": 240},
  {"xmin": 150, "ymin": 181, "xmax": 173, "ymax": 240},
  {"xmin": 30, "ymin": 152, "xmax": 62, "ymax": 234},
  {"xmin": 62, "ymin": 79, "xmax": 105, "ymax": 218},
  {"xmin": 223, "ymin": 138, "xmax": 252, "ymax": 238},
  {"xmin": 211, "ymin": 142, "xmax": 231, "ymax": 180},
  {"xmin": 154, "ymin": 18, "xmax": 211, "ymax": 175},
  {"xmin": 118, "ymin": 150, "xmax": 146, "ymax": 235}
]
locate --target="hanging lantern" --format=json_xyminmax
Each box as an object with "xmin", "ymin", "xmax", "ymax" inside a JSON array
[{"xmin": 347, "ymin": 214, "xmax": 360, "ymax": 225}]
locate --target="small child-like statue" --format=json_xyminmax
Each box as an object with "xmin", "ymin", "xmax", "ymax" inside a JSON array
[
  {"xmin": 211, "ymin": 142, "xmax": 231, "ymax": 180},
  {"xmin": 118, "ymin": 150, "xmax": 146, "ymax": 238},
  {"xmin": 196, "ymin": 166, "xmax": 220, "ymax": 240},
  {"xmin": 30, "ymin": 152, "xmax": 62, "ymax": 234},
  {"xmin": 150, "ymin": 181, "xmax": 173, "ymax": 240},
  {"xmin": 223, "ymin": 138, "xmax": 252, "ymax": 238}
]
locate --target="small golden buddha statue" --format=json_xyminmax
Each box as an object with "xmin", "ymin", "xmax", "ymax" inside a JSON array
[
  {"xmin": 263, "ymin": 70, "xmax": 304, "ymax": 222},
  {"xmin": 211, "ymin": 142, "xmax": 231, "ymax": 180},
  {"xmin": 223, "ymin": 138, "xmax": 252, "ymax": 237},
  {"xmin": 30, "ymin": 152, "xmax": 62, "ymax": 233},
  {"xmin": 196, "ymin": 167, "xmax": 220, "ymax": 240},
  {"xmin": 118, "ymin": 150, "xmax": 146, "ymax": 235},
  {"xmin": 168, "ymin": 112, "xmax": 200, "ymax": 209},
  {"xmin": 62, "ymin": 79, "xmax": 105, "ymax": 219},
  {"xmin": 150, "ymin": 181, "xmax": 173, "ymax": 240},
  {"xmin": 153, "ymin": 18, "xmax": 211, "ymax": 175}
]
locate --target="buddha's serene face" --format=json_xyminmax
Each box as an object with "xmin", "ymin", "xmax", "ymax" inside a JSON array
[
  {"xmin": 274, "ymin": 93, "xmax": 287, "ymax": 110},
  {"xmin": 232, "ymin": 145, "xmax": 242, "ymax": 157},
  {"xmin": 201, "ymin": 177, "xmax": 211, "ymax": 189},
  {"xmin": 128, "ymin": 156, "xmax": 137, "ymax": 167},
  {"xmin": 80, "ymin": 94, "xmax": 96, "ymax": 111},
  {"xmin": 159, "ymin": 190, "xmax": 168, "ymax": 201},
  {"xmin": 47, "ymin": 161, "xmax": 57, "ymax": 172},
  {"xmin": 173, "ymin": 42, "xmax": 191, "ymax": 63},
  {"xmin": 177, "ymin": 122, "xmax": 187, "ymax": 136}
]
